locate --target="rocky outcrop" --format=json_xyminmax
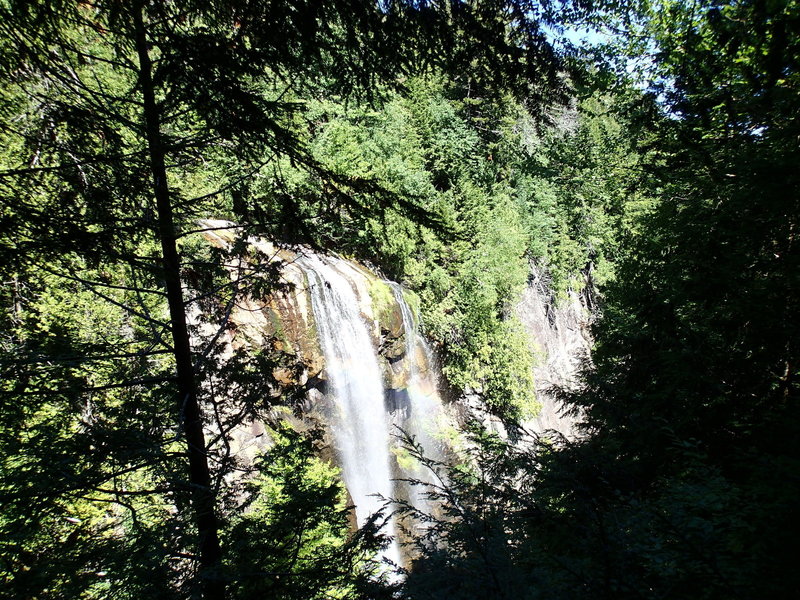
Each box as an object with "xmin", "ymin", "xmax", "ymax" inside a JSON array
[
  {"xmin": 200, "ymin": 223, "xmax": 323, "ymax": 390},
  {"xmin": 517, "ymin": 264, "xmax": 593, "ymax": 438}
]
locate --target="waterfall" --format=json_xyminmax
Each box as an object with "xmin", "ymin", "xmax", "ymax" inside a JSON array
[
  {"xmin": 196, "ymin": 220, "xmax": 451, "ymax": 565},
  {"xmin": 295, "ymin": 254, "xmax": 403, "ymax": 567},
  {"xmin": 388, "ymin": 283, "xmax": 445, "ymax": 523}
]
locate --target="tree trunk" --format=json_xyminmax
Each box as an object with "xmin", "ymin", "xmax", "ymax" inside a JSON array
[{"xmin": 132, "ymin": 6, "xmax": 225, "ymax": 600}]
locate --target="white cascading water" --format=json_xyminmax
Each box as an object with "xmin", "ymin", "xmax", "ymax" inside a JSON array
[
  {"xmin": 196, "ymin": 221, "xmax": 450, "ymax": 566},
  {"xmin": 295, "ymin": 253, "xmax": 403, "ymax": 567},
  {"xmin": 389, "ymin": 283, "xmax": 445, "ymax": 522}
]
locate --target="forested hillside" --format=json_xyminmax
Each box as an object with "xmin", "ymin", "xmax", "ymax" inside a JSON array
[{"xmin": 0, "ymin": 1, "xmax": 797, "ymax": 599}]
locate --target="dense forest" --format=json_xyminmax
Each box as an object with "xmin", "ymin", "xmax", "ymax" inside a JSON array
[{"xmin": 0, "ymin": 1, "xmax": 797, "ymax": 599}]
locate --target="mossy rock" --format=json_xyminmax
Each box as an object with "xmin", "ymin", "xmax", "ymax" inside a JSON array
[
  {"xmin": 392, "ymin": 445, "xmax": 421, "ymax": 472},
  {"xmin": 367, "ymin": 277, "xmax": 403, "ymax": 339}
]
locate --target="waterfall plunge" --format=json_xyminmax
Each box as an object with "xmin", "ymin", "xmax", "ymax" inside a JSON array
[{"xmin": 296, "ymin": 254, "xmax": 403, "ymax": 567}]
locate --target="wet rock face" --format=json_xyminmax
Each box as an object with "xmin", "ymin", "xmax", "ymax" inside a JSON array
[
  {"xmin": 199, "ymin": 221, "xmax": 324, "ymax": 394},
  {"xmin": 368, "ymin": 278, "xmax": 409, "ymax": 370},
  {"xmin": 380, "ymin": 332, "xmax": 407, "ymax": 361}
]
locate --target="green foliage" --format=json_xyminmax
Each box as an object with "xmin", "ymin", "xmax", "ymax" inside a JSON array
[
  {"xmin": 516, "ymin": 93, "xmax": 644, "ymax": 296},
  {"xmin": 291, "ymin": 78, "xmax": 635, "ymax": 417},
  {"xmin": 404, "ymin": 1, "xmax": 800, "ymax": 598},
  {"xmin": 0, "ymin": 261, "xmax": 188, "ymax": 599},
  {"xmin": 293, "ymin": 82, "xmax": 543, "ymax": 417},
  {"xmin": 403, "ymin": 425, "xmax": 785, "ymax": 600},
  {"xmin": 0, "ymin": 0, "xmax": 686, "ymax": 598},
  {"xmin": 226, "ymin": 425, "xmax": 383, "ymax": 600}
]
